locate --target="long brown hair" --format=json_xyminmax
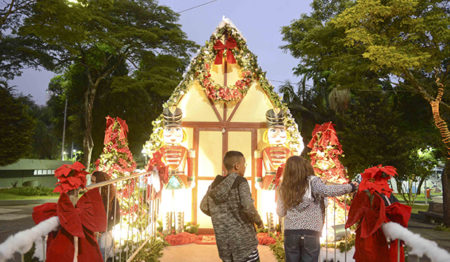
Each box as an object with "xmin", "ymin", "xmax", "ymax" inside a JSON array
[
  {"xmin": 91, "ymin": 171, "xmax": 116, "ymax": 209},
  {"xmin": 279, "ymin": 156, "xmax": 315, "ymax": 210}
]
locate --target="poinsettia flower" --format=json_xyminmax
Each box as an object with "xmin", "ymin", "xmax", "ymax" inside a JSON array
[
  {"xmin": 359, "ymin": 164, "xmax": 397, "ymax": 197},
  {"xmin": 54, "ymin": 162, "xmax": 88, "ymax": 193},
  {"xmin": 117, "ymin": 117, "xmax": 129, "ymax": 140},
  {"xmin": 54, "ymin": 165, "xmax": 71, "ymax": 178}
]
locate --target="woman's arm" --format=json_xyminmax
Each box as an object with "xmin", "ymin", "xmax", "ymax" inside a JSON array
[{"xmin": 311, "ymin": 177, "xmax": 354, "ymax": 197}]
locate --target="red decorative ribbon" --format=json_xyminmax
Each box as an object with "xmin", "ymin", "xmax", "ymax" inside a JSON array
[
  {"xmin": 32, "ymin": 190, "xmax": 107, "ymax": 262},
  {"xmin": 213, "ymin": 37, "xmax": 237, "ymax": 65}
]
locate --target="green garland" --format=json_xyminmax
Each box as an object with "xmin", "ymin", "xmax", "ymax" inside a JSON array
[
  {"xmin": 143, "ymin": 22, "xmax": 303, "ymax": 156},
  {"xmin": 194, "ymin": 28, "xmax": 254, "ymax": 102}
]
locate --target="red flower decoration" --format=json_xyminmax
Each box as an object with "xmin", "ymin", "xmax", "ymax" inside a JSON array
[
  {"xmin": 359, "ymin": 165, "xmax": 397, "ymax": 197},
  {"xmin": 54, "ymin": 162, "xmax": 89, "ymax": 193},
  {"xmin": 257, "ymin": 233, "xmax": 277, "ymax": 245},
  {"xmin": 200, "ymin": 39, "xmax": 253, "ymax": 102}
]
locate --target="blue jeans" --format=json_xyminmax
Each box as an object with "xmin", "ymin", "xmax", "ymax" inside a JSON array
[{"xmin": 284, "ymin": 230, "xmax": 320, "ymax": 262}]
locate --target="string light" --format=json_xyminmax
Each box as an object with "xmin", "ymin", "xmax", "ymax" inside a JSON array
[{"xmin": 431, "ymin": 76, "xmax": 450, "ymax": 159}]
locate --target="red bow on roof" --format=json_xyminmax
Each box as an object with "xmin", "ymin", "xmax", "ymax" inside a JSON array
[
  {"xmin": 33, "ymin": 189, "xmax": 107, "ymax": 262},
  {"xmin": 214, "ymin": 37, "xmax": 237, "ymax": 65}
]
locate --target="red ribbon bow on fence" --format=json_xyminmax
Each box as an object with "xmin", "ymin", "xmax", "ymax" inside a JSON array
[
  {"xmin": 213, "ymin": 37, "xmax": 237, "ymax": 65},
  {"xmin": 33, "ymin": 189, "xmax": 107, "ymax": 262}
]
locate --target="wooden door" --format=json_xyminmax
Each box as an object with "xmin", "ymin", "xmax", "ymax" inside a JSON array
[{"xmin": 194, "ymin": 127, "xmax": 257, "ymax": 230}]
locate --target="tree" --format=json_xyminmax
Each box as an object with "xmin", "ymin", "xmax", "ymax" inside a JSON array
[
  {"xmin": 0, "ymin": 85, "xmax": 35, "ymax": 166},
  {"xmin": 0, "ymin": 0, "xmax": 56, "ymax": 80},
  {"xmin": 21, "ymin": 100, "xmax": 60, "ymax": 159},
  {"xmin": 0, "ymin": 0, "xmax": 33, "ymax": 29},
  {"xmin": 46, "ymin": 50, "xmax": 187, "ymax": 167},
  {"xmin": 279, "ymin": 80, "xmax": 336, "ymax": 149},
  {"xmin": 20, "ymin": 0, "xmax": 197, "ymax": 168},
  {"xmin": 337, "ymin": 90, "xmax": 412, "ymax": 178},
  {"xmin": 397, "ymin": 147, "xmax": 440, "ymax": 205},
  {"xmin": 280, "ymin": 0, "xmax": 392, "ymax": 150},
  {"xmin": 333, "ymin": 0, "xmax": 450, "ymax": 225}
]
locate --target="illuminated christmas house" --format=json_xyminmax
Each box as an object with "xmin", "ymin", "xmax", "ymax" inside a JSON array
[{"xmin": 143, "ymin": 18, "xmax": 303, "ymax": 232}]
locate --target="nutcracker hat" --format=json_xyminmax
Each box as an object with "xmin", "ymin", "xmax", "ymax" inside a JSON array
[
  {"xmin": 266, "ymin": 108, "xmax": 285, "ymax": 128},
  {"xmin": 163, "ymin": 106, "xmax": 182, "ymax": 127}
]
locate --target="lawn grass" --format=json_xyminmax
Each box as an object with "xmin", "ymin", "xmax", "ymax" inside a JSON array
[
  {"xmin": 0, "ymin": 192, "xmax": 58, "ymax": 200},
  {"xmin": 0, "ymin": 187, "xmax": 59, "ymax": 200},
  {"xmin": 393, "ymin": 193, "xmax": 442, "ymax": 202},
  {"xmin": 409, "ymin": 204, "xmax": 429, "ymax": 214}
]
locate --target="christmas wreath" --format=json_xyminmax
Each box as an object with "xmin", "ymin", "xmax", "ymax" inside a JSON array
[{"xmin": 196, "ymin": 31, "xmax": 254, "ymax": 102}]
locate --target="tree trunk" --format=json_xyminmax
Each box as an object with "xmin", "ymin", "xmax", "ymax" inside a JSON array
[
  {"xmin": 429, "ymin": 77, "xmax": 450, "ymax": 226},
  {"xmin": 443, "ymin": 159, "xmax": 450, "ymax": 226},
  {"xmin": 417, "ymin": 176, "xmax": 426, "ymax": 195},
  {"xmin": 82, "ymin": 84, "xmax": 97, "ymax": 169}
]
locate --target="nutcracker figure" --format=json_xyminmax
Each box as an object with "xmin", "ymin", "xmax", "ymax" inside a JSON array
[
  {"xmin": 256, "ymin": 108, "xmax": 292, "ymax": 231},
  {"xmin": 147, "ymin": 106, "xmax": 195, "ymax": 233},
  {"xmin": 256, "ymin": 108, "xmax": 291, "ymax": 190}
]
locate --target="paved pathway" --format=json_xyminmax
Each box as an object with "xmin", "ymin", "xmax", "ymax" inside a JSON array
[
  {"xmin": 1, "ymin": 199, "xmax": 449, "ymax": 262},
  {"xmin": 161, "ymin": 244, "xmax": 277, "ymax": 262},
  {"xmin": 0, "ymin": 200, "xmax": 57, "ymax": 243}
]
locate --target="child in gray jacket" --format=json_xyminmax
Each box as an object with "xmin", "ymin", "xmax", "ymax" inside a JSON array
[{"xmin": 201, "ymin": 151, "xmax": 263, "ymax": 262}]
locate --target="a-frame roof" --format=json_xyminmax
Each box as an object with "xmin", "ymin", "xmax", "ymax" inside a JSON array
[{"xmin": 143, "ymin": 17, "xmax": 303, "ymax": 156}]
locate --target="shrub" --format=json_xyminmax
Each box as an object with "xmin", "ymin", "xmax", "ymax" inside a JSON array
[
  {"xmin": 22, "ymin": 181, "xmax": 40, "ymax": 187},
  {"xmin": 434, "ymin": 224, "xmax": 450, "ymax": 232},
  {"xmin": 184, "ymin": 222, "xmax": 199, "ymax": 234},
  {"xmin": 4, "ymin": 186, "xmax": 57, "ymax": 196},
  {"xmin": 115, "ymin": 238, "xmax": 168, "ymax": 262},
  {"xmin": 269, "ymin": 235, "xmax": 285, "ymax": 262}
]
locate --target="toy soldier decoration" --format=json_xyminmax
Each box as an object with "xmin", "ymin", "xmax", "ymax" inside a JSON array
[
  {"xmin": 147, "ymin": 106, "xmax": 195, "ymax": 233},
  {"xmin": 256, "ymin": 108, "xmax": 291, "ymax": 190}
]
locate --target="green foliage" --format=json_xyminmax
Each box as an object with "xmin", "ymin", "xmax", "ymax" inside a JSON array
[
  {"xmin": 409, "ymin": 204, "xmax": 429, "ymax": 214},
  {"xmin": 183, "ymin": 222, "xmax": 199, "ymax": 234},
  {"xmin": 337, "ymin": 90, "xmax": 412, "ymax": 177},
  {"xmin": 0, "ymin": 186, "xmax": 58, "ymax": 196},
  {"xmin": 269, "ymin": 235, "xmax": 285, "ymax": 262},
  {"xmin": 23, "ymin": 243, "xmax": 38, "ymax": 262},
  {"xmin": 434, "ymin": 224, "xmax": 450, "ymax": 232},
  {"xmin": 19, "ymin": 0, "xmax": 198, "ymax": 166},
  {"xmin": 337, "ymin": 233, "xmax": 355, "ymax": 252},
  {"xmin": 157, "ymin": 220, "xmax": 163, "ymax": 233},
  {"xmin": 0, "ymin": 0, "xmax": 56, "ymax": 80},
  {"xmin": 0, "ymin": 86, "xmax": 35, "ymax": 166},
  {"xmin": 17, "ymin": 96, "xmax": 61, "ymax": 159},
  {"xmin": 115, "ymin": 238, "xmax": 168, "ymax": 262},
  {"xmin": 281, "ymin": 0, "xmax": 446, "ymax": 183},
  {"xmin": 333, "ymin": 0, "xmax": 448, "ymax": 76},
  {"xmin": 281, "ymin": 0, "xmax": 387, "ymax": 91}
]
